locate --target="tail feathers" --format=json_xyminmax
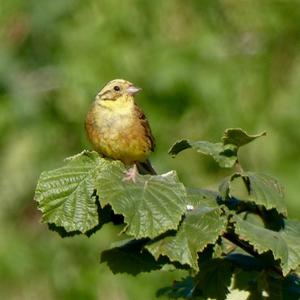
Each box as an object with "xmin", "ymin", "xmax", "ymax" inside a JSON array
[{"xmin": 136, "ymin": 159, "xmax": 156, "ymax": 175}]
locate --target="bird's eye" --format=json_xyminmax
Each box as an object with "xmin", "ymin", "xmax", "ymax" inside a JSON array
[{"xmin": 113, "ymin": 85, "xmax": 120, "ymax": 91}]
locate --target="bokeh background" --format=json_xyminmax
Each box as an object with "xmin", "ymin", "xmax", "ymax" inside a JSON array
[{"xmin": 1, "ymin": 0, "xmax": 300, "ymax": 299}]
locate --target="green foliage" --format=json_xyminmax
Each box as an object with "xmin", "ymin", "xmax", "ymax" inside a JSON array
[
  {"xmin": 169, "ymin": 128, "xmax": 266, "ymax": 168},
  {"xmin": 35, "ymin": 151, "xmax": 101, "ymax": 233},
  {"xmin": 222, "ymin": 129, "xmax": 266, "ymax": 148},
  {"xmin": 233, "ymin": 217, "xmax": 300, "ymax": 276},
  {"xmin": 95, "ymin": 162, "xmax": 186, "ymax": 239},
  {"xmin": 220, "ymin": 172, "xmax": 287, "ymax": 215},
  {"xmin": 169, "ymin": 140, "xmax": 237, "ymax": 168},
  {"xmin": 36, "ymin": 151, "xmax": 186, "ymax": 239},
  {"xmin": 146, "ymin": 205, "xmax": 227, "ymax": 271},
  {"xmin": 35, "ymin": 128, "xmax": 300, "ymax": 299},
  {"xmin": 2, "ymin": 1, "xmax": 300, "ymax": 299}
]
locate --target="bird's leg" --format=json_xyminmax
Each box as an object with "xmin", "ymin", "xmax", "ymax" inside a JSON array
[{"xmin": 123, "ymin": 164, "xmax": 139, "ymax": 183}]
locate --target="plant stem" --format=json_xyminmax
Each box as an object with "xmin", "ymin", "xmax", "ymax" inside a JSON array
[
  {"xmin": 235, "ymin": 159, "xmax": 244, "ymax": 173},
  {"xmin": 223, "ymin": 231, "xmax": 258, "ymax": 258}
]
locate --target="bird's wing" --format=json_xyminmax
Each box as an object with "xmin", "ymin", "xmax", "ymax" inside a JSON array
[{"xmin": 134, "ymin": 104, "xmax": 155, "ymax": 152}]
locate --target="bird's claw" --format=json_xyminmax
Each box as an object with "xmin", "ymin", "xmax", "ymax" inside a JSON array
[{"xmin": 122, "ymin": 164, "xmax": 138, "ymax": 183}]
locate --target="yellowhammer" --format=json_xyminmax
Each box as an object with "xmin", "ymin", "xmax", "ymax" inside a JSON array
[{"xmin": 85, "ymin": 79, "xmax": 155, "ymax": 181}]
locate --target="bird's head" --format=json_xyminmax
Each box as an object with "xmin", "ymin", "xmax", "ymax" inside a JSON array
[{"xmin": 96, "ymin": 79, "xmax": 141, "ymax": 101}]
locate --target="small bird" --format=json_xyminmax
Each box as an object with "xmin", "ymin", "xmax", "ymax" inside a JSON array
[{"xmin": 85, "ymin": 79, "xmax": 155, "ymax": 181}]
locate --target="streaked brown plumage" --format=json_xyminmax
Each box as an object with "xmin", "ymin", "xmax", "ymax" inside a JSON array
[{"xmin": 85, "ymin": 79, "xmax": 155, "ymax": 177}]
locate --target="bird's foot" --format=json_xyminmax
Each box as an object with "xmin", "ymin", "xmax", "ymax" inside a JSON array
[{"xmin": 123, "ymin": 164, "xmax": 138, "ymax": 183}]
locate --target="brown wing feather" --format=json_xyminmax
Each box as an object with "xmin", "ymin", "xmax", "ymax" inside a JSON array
[{"xmin": 134, "ymin": 104, "xmax": 155, "ymax": 152}]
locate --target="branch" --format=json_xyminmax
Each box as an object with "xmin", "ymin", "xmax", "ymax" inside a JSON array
[
  {"xmin": 223, "ymin": 231, "xmax": 283, "ymax": 276},
  {"xmin": 223, "ymin": 231, "xmax": 259, "ymax": 258}
]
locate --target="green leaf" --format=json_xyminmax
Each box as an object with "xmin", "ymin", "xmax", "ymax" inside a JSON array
[
  {"xmin": 95, "ymin": 164, "xmax": 187, "ymax": 239},
  {"xmin": 186, "ymin": 188, "xmax": 219, "ymax": 208},
  {"xmin": 233, "ymin": 216, "xmax": 300, "ymax": 276},
  {"xmin": 146, "ymin": 206, "xmax": 227, "ymax": 270},
  {"xmin": 168, "ymin": 139, "xmax": 192, "ymax": 156},
  {"xmin": 222, "ymin": 128, "xmax": 266, "ymax": 147},
  {"xmin": 47, "ymin": 202, "xmax": 115, "ymax": 237},
  {"xmin": 101, "ymin": 238, "xmax": 164, "ymax": 275},
  {"xmin": 168, "ymin": 128, "xmax": 267, "ymax": 169},
  {"xmin": 219, "ymin": 174, "xmax": 248, "ymax": 200},
  {"xmin": 280, "ymin": 220, "xmax": 300, "ymax": 275},
  {"xmin": 35, "ymin": 151, "xmax": 106, "ymax": 233},
  {"xmin": 220, "ymin": 172, "xmax": 287, "ymax": 215},
  {"xmin": 156, "ymin": 277, "xmax": 194, "ymax": 299},
  {"xmin": 245, "ymin": 172, "xmax": 286, "ymax": 215},
  {"xmin": 169, "ymin": 139, "xmax": 237, "ymax": 168},
  {"xmin": 193, "ymin": 258, "xmax": 233, "ymax": 300}
]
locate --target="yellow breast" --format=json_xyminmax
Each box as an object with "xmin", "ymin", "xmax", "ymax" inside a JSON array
[{"xmin": 85, "ymin": 95, "xmax": 151, "ymax": 165}]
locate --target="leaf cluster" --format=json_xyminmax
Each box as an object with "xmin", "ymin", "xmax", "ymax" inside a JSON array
[{"xmin": 35, "ymin": 128, "xmax": 300, "ymax": 299}]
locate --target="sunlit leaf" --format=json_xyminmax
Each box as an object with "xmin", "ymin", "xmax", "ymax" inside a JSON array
[
  {"xmin": 95, "ymin": 165, "xmax": 187, "ymax": 239},
  {"xmin": 219, "ymin": 172, "xmax": 287, "ymax": 215},
  {"xmin": 186, "ymin": 188, "xmax": 219, "ymax": 208},
  {"xmin": 146, "ymin": 206, "xmax": 227, "ymax": 270},
  {"xmin": 222, "ymin": 128, "xmax": 266, "ymax": 147},
  {"xmin": 169, "ymin": 139, "xmax": 237, "ymax": 168},
  {"xmin": 245, "ymin": 172, "xmax": 286, "ymax": 215},
  {"xmin": 35, "ymin": 151, "xmax": 105, "ymax": 233},
  {"xmin": 233, "ymin": 216, "xmax": 300, "ymax": 276},
  {"xmin": 280, "ymin": 220, "xmax": 300, "ymax": 275}
]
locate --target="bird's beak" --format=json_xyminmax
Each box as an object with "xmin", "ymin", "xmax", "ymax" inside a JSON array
[{"xmin": 126, "ymin": 85, "xmax": 142, "ymax": 95}]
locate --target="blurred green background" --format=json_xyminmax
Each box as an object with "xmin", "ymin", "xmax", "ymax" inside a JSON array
[{"xmin": 1, "ymin": 0, "xmax": 300, "ymax": 299}]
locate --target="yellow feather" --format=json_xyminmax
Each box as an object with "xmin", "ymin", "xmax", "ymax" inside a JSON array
[{"xmin": 85, "ymin": 91, "xmax": 152, "ymax": 165}]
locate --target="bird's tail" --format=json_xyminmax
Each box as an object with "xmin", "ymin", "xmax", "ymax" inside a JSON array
[{"xmin": 137, "ymin": 159, "xmax": 156, "ymax": 175}]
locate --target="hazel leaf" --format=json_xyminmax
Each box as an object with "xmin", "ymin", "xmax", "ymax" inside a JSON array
[{"xmin": 222, "ymin": 128, "xmax": 266, "ymax": 148}]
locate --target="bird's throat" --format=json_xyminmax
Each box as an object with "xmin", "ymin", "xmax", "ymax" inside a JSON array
[{"xmin": 98, "ymin": 94, "xmax": 134, "ymax": 111}]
